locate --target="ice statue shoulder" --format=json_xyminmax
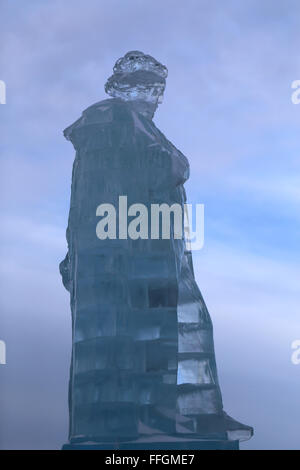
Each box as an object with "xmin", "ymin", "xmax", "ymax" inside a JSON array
[{"xmin": 60, "ymin": 50, "xmax": 253, "ymax": 450}]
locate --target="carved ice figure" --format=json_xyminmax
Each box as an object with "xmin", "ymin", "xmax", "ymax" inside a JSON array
[{"xmin": 60, "ymin": 51, "xmax": 253, "ymax": 447}]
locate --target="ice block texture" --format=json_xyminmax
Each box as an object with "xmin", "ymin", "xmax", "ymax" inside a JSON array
[{"xmin": 60, "ymin": 51, "xmax": 253, "ymax": 446}]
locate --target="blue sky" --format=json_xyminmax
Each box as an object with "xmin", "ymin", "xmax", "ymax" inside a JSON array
[{"xmin": 0, "ymin": 0, "xmax": 300, "ymax": 449}]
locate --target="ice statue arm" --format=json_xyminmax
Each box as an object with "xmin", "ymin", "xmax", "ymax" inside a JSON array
[{"xmin": 59, "ymin": 252, "xmax": 71, "ymax": 291}]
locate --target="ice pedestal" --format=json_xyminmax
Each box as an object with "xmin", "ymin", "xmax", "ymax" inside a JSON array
[{"xmin": 62, "ymin": 440, "xmax": 239, "ymax": 450}]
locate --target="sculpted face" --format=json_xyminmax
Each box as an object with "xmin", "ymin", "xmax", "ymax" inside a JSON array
[{"xmin": 105, "ymin": 51, "xmax": 168, "ymax": 109}]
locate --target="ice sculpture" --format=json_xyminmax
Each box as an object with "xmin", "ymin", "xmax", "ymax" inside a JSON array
[{"xmin": 60, "ymin": 51, "xmax": 253, "ymax": 450}]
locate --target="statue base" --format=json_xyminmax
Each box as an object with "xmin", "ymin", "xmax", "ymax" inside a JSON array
[{"xmin": 62, "ymin": 440, "xmax": 239, "ymax": 450}]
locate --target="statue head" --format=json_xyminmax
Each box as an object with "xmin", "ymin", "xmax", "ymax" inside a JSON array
[{"xmin": 105, "ymin": 51, "xmax": 168, "ymax": 118}]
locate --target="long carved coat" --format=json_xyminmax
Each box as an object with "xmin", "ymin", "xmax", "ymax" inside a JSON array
[{"xmin": 60, "ymin": 98, "xmax": 251, "ymax": 445}]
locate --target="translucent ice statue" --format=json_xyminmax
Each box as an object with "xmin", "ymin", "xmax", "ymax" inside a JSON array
[{"xmin": 60, "ymin": 51, "xmax": 253, "ymax": 449}]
